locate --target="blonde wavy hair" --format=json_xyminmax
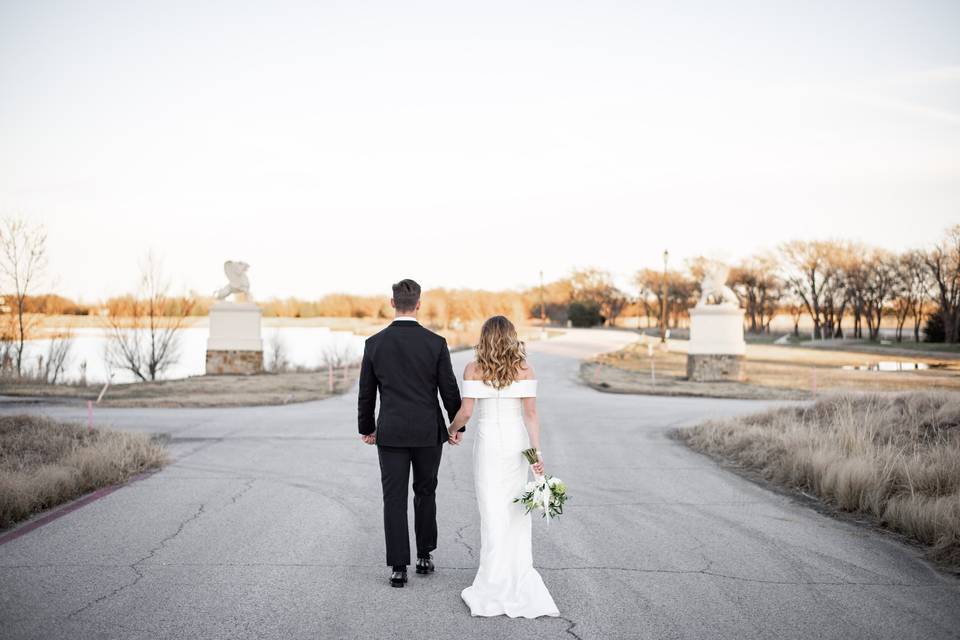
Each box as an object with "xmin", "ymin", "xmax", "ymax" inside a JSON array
[{"xmin": 474, "ymin": 316, "xmax": 527, "ymax": 389}]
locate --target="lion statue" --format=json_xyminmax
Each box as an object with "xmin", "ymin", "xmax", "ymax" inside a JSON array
[
  {"xmin": 214, "ymin": 260, "xmax": 251, "ymax": 301},
  {"xmin": 697, "ymin": 262, "xmax": 739, "ymax": 307}
]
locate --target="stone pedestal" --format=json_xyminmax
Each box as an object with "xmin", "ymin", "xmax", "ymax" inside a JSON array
[
  {"xmin": 687, "ymin": 353, "xmax": 744, "ymax": 381},
  {"xmin": 686, "ymin": 306, "xmax": 746, "ymax": 382},
  {"xmin": 205, "ymin": 302, "xmax": 263, "ymax": 375}
]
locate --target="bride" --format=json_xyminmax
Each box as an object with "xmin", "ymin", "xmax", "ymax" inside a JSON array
[{"xmin": 446, "ymin": 315, "xmax": 560, "ymax": 618}]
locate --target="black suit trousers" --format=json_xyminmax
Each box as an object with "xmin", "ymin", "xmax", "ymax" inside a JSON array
[{"xmin": 377, "ymin": 443, "xmax": 444, "ymax": 567}]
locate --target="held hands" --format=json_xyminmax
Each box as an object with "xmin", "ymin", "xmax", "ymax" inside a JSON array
[
  {"xmin": 531, "ymin": 452, "xmax": 545, "ymax": 476},
  {"xmin": 360, "ymin": 432, "xmax": 376, "ymax": 445},
  {"xmin": 447, "ymin": 426, "xmax": 463, "ymax": 446}
]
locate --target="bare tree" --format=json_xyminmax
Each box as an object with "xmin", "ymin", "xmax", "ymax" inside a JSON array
[
  {"xmin": 843, "ymin": 249, "xmax": 870, "ymax": 339},
  {"xmin": 0, "ymin": 303, "xmax": 14, "ymax": 376},
  {"xmin": 730, "ymin": 254, "xmax": 783, "ymax": 333},
  {"xmin": 634, "ymin": 269, "xmax": 665, "ymax": 330},
  {"xmin": 603, "ymin": 288, "xmax": 629, "ymax": 327},
  {"xmin": 822, "ymin": 243, "xmax": 857, "ymax": 339},
  {"xmin": 105, "ymin": 251, "xmax": 196, "ymax": 381},
  {"xmin": 568, "ymin": 268, "xmax": 628, "ymax": 326},
  {"xmin": 891, "ymin": 250, "xmax": 930, "ymax": 342},
  {"xmin": 0, "ymin": 218, "xmax": 48, "ymax": 376},
  {"xmin": 40, "ymin": 329, "xmax": 73, "ymax": 384},
  {"xmin": 637, "ymin": 290, "xmax": 656, "ymax": 329},
  {"xmin": 861, "ymin": 249, "xmax": 898, "ymax": 340},
  {"xmin": 266, "ymin": 333, "xmax": 290, "ymax": 372},
  {"xmin": 924, "ymin": 225, "xmax": 960, "ymax": 343},
  {"xmin": 782, "ymin": 295, "xmax": 805, "ymax": 337},
  {"xmin": 780, "ymin": 240, "xmax": 842, "ymax": 340},
  {"xmin": 320, "ymin": 341, "xmax": 359, "ymax": 369},
  {"xmin": 634, "ymin": 268, "xmax": 696, "ymax": 330},
  {"xmin": 668, "ymin": 274, "xmax": 697, "ymax": 328}
]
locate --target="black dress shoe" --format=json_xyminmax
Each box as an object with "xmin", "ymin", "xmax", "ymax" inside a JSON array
[
  {"xmin": 416, "ymin": 555, "xmax": 435, "ymax": 575},
  {"xmin": 390, "ymin": 568, "xmax": 408, "ymax": 588}
]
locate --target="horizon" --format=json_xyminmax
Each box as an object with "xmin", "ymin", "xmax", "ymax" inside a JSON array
[{"xmin": 2, "ymin": 1, "xmax": 958, "ymax": 301}]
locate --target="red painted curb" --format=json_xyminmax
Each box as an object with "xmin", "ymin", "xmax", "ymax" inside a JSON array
[{"xmin": 0, "ymin": 469, "xmax": 160, "ymax": 546}]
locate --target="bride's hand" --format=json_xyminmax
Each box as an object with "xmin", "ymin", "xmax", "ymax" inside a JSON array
[{"xmin": 531, "ymin": 460, "xmax": 545, "ymax": 475}]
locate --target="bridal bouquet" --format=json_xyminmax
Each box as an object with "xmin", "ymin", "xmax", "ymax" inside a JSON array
[{"xmin": 514, "ymin": 448, "xmax": 569, "ymax": 519}]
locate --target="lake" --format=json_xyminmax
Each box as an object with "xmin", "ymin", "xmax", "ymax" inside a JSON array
[{"xmin": 18, "ymin": 326, "xmax": 367, "ymax": 384}]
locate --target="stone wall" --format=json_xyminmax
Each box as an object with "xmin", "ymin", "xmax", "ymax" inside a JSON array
[
  {"xmin": 686, "ymin": 353, "xmax": 744, "ymax": 382},
  {"xmin": 205, "ymin": 350, "xmax": 263, "ymax": 375}
]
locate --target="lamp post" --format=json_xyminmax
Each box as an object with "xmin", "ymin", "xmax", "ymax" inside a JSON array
[{"xmin": 660, "ymin": 249, "xmax": 669, "ymax": 343}]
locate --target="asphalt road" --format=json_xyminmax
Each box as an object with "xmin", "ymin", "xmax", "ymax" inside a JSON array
[{"xmin": 2, "ymin": 329, "xmax": 959, "ymax": 640}]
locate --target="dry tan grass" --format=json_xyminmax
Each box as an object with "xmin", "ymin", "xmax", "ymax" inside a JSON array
[
  {"xmin": 586, "ymin": 340, "xmax": 960, "ymax": 399},
  {"xmin": 678, "ymin": 392, "xmax": 960, "ymax": 568},
  {"xmin": 0, "ymin": 414, "xmax": 170, "ymax": 528},
  {"xmin": 0, "ymin": 369, "xmax": 359, "ymax": 408},
  {"xmin": 581, "ymin": 361, "xmax": 809, "ymax": 400}
]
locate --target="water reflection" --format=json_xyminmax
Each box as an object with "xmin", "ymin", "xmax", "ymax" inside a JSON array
[{"xmin": 841, "ymin": 361, "xmax": 932, "ymax": 372}]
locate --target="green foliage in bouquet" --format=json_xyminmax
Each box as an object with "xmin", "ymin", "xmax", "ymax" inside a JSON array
[
  {"xmin": 515, "ymin": 449, "xmax": 570, "ymax": 519},
  {"xmin": 514, "ymin": 476, "xmax": 569, "ymax": 518}
]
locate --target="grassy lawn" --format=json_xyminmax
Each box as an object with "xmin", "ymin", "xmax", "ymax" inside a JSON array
[
  {"xmin": 0, "ymin": 415, "xmax": 170, "ymax": 529},
  {"xmin": 0, "ymin": 369, "xmax": 360, "ymax": 408},
  {"xmin": 677, "ymin": 393, "xmax": 960, "ymax": 570},
  {"xmin": 583, "ymin": 339, "xmax": 960, "ymax": 400}
]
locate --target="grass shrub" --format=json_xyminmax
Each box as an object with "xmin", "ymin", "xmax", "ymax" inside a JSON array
[
  {"xmin": 0, "ymin": 414, "xmax": 170, "ymax": 528},
  {"xmin": 678, "ymin": 392, "xmax": 960, "ymax": 567}
]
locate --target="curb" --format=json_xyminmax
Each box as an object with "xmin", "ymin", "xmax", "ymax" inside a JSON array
[{"xmin": 0, "ymin": 468, "xmax": 161, "ymax": 546}]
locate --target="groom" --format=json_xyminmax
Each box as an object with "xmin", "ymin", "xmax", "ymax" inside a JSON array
[{"xmin": 357, "ymin": 279, "xmax": 464, "ymax": 588}]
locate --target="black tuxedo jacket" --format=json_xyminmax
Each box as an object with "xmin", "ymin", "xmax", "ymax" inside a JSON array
[{"xmin": 357, "ymin": 320, "xmax": 463, "ymax": 447}]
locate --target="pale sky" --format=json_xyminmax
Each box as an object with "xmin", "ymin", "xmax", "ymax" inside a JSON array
[{"xmin": 1, "ymin": 1, "xmax": 958, "ymax": 302}]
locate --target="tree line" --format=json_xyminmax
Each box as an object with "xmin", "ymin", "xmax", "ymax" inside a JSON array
[
  {"xmin": 224, "ymin": 225, "xmax": 960, "ymax": 345},
  {"xmin": 3, "ymin": 216, "xmax": 960, "ymax": 382},
  {"xmin": 603, "ymin": 226, "xmax": 957, "ymax": 343},
  {"xmin": 736, "ymin": 228, "xmax": 958, "ymax": 343},
  {"xmin": 516, "ymin": 224, "xmax": 957, "ymax": 346}
]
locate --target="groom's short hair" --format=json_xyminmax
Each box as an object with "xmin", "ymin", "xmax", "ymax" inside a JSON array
[{"xmin": 392, "ymin": 279, "xmax": 421, "ymax": 312}]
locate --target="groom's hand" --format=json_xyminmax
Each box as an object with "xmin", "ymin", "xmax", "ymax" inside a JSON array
[
  {"xmin": 448, "ymin": 431, "xmax": 463, "ymax": 446},
  {"xmin": 360, "ymin": 433, "xmax": 376, "ymax": 445}
]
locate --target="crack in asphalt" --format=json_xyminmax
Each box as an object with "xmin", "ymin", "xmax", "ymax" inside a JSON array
[
  {"xmin": 537, "ymin": 565, "xmax": 940, "ymax": 587},
  {"xmin": 173, "ymin": 461, "xmax": 364, "ymax": 516},
  {"xmin": 63, "ymin": 566, "xmax": 142, "ymax": 620},
  {"xmin": 162, "ymin": 423, "xmax": 250, "ymax": 465},
  {"xmin": 455, "ymin": 524, "xmax": 476, "ymax": 560},
  {"xmin": 285, "ymin": 480, "xmax": 359, "ymax": 517},
  {"xmin": 12, "ymin": 561, "xmax": 942, "ymax": 590},
  {"xmin": 65, "ymin": 502, "xmax": 206, "ymax": 620},
  {"xmin": 557, "ymin": 615, "xmax": 583, "ymax": 640},
  {"xmin": 446, "ymin": 457, "xmax": 472, "ymax": 495},
  {"xmin": 228, "ymin": 478, "xmax": 255, "ymax": 505}
]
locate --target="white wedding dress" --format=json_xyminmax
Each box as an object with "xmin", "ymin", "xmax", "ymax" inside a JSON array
[{"xmin": 460, "ymin": 378, "xmax": 560, "ymax": 618}]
